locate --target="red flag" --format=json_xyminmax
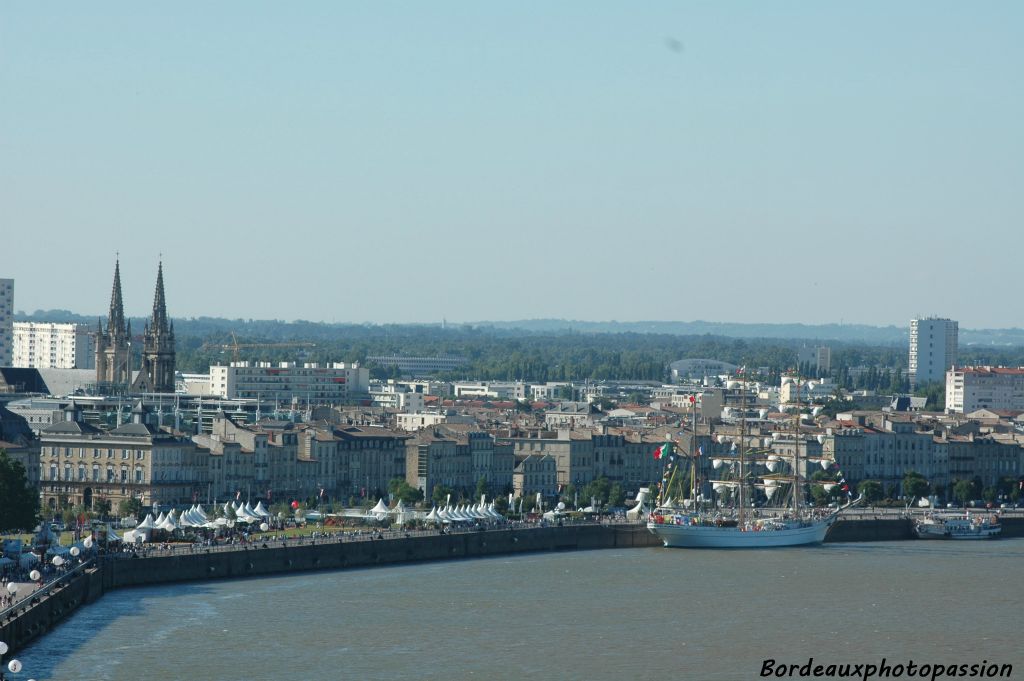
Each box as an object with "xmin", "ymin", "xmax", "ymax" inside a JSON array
[{"xmin": 653, "ymin": 446, "xmax": 663, "ymax": 460}]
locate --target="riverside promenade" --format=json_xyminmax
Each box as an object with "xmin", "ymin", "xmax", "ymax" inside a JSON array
[{"xmin": 3, "ymin": 513, "xmax": 1022, "ymax": 658}]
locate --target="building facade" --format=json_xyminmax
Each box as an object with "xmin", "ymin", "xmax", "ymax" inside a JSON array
[
  {"xmin": 910, "ymin": 318, "xmax": 958, "ymax": 389},
  {"xmin": 39, "ymin": 402, "xmax": 204, "ymax": 512},
  {"xmin": 946, "ymin": 366, "xmax": 1024, "ymax": 414},
  {"xmin": 13, "ymin": 322, "xmax": 96, "ymax": 370},
  {"xmin": 366, "ymin": 355, "xmax": 468, "ymax": 376},
  {"xmin": 210, "ymin": 361, "xmax": 369, "ymax": 403},
  {"xmin": 0, "ymin": 278, "xmax": 13, "ymax": 366}
]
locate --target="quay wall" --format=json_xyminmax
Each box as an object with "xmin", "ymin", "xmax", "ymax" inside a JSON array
[
  {"xmin": 0, "ymin": 564, "xmax": 103, "ymax": 658},
  {"xmin": 100, "ymin": 524, "xmax": 659, "ymax": 590},
  {"xmin": 825, "ymin": 518, "xmax": 913, "ymax": 542}
]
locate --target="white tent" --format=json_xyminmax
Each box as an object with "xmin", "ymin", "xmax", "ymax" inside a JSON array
[
  {"xmin": 253, "ymin": 501, "xmax": 271, "ymax": 518},
  {"xmin": 122, "ymin": 528, "xmax": 150, "ymax": 543},
  {"xmin": 369, "ymin": 499, "xmax": 389, "ymax": 516},
  {"xmin": 391, "ymin": 499, "xmax": 407, "ymax": 514},
  {"xmin": 136, "ymin": 514, "xmax": 156, "ymax": 530},
  {"xmin": 424, "ymin": 506, "xmax": 440, "ymax": 523},
  {"xmin": 150, "ymin": 509, "xmax": 178, "ymax": 532},
  {"xmin": 154, "ymin": 512, "xmax": 167, "ymax": 526}
]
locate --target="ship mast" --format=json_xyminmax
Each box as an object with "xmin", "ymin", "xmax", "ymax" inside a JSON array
[
  {"xmin": 793, "ymin": 374, "xmax": 801, "ymax": 515},
  {"xmin": 738, "ymin": 371, "xmax": 746, "ymax": 526},
  {"xmin": 690, "ymin": 398, "xmax": 697, "ymax": 506}
]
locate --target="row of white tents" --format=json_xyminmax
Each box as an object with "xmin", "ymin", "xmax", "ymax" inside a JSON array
[
  {"xmin": 122, "ymin": 501, "xmax": 274, "ymax": 543},
  {"xmin": 423, "ymin": 502, "xmax": 505, "ymax": 524},
  {"xmin": 117, "ymin": 496, "xmax": 509, "ymax": 543}
]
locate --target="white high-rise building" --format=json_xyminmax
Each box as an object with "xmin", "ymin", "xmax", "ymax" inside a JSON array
[
  {"xmin": 0, "ymin": 279, "xmax": 12, "ymax": 366},
  {"xmin": 909, "ymin": 318, "xmax": 958, "ymax": 389},
  {"xmin": 13, "ymin": 322, "xmax": 96, "ymax": 369}
]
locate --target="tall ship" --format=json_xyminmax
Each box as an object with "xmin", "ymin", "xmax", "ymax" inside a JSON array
[
  {"xmin": 914, "ymin": 512, "xmax": 1001, "ymax": 540},
  {"xmin": 647, "ymin": 375, "xmax": 860, "ymax": 548}
]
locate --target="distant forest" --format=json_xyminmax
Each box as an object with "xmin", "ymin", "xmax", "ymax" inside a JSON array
[{"xmin": 17, "ymin": 311, "xmax": 1024, "ymax": 390}]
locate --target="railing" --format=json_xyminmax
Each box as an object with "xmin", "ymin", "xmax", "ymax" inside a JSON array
[
  {"xmin": 99, "ymin": 517, "xmax": 643, "ymax": 560},
  {"xmin": 0, "ymin": 557, "xmax": 95, "ymax": 623}
]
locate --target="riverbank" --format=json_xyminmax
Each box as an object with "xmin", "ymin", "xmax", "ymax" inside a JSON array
[
  {"xmin": 4, "ymin": 516, "xmax": 1022, "ymax": 659},
  {"xmin": 0, "ymin": 523, "xmax": 656, "ymax": 657}
]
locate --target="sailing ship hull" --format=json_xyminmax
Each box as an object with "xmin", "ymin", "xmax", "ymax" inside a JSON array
[{"xmin": 647, "ymin": 517, "xmax": 834, "ymax": 548}]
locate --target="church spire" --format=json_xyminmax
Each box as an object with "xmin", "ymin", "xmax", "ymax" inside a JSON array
[
  {"xmin": 107, "ymin": 258, "xmax": 126, "ymax": 336},
  {"xmin": 151, "ymin": 260, "xmax": 169, "ymax": 334}
]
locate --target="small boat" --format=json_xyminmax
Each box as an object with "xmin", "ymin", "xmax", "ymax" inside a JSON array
[{"xmin": 914, "ymin": 513, "xmax": 1001, "ymax": 540}]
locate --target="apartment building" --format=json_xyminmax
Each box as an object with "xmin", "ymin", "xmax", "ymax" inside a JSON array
[
  {"xmin": 910, "ymin": 318, "xmax": 958, "ymax": 388},
  {"xmin": 946, "ymin": 366, "xmax": 1024, "ymax": 414},
  {"xmin": 13, "ymin": 322, "xmax": 96, "ymax": 369}
]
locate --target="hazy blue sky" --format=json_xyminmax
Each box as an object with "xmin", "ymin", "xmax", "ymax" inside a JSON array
[{"xmin": 3, "ymin": 3, "xmax": 1021, "ymax": 327}]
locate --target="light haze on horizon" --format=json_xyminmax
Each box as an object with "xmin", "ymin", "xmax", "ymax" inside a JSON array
[{"xmin": 3, "ymin": 3, "xmax": 1022, "ymax": 328}]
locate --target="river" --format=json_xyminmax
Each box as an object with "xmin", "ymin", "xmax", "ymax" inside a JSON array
[{"xmin": 12, "ymin": 539, "xmax": 1022, "ymax": 680}]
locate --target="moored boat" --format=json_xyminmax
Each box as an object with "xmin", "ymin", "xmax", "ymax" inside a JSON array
[
  {"xmin": 914, "ymin": 513, "xmax": 1001, "ymax": 540},
  {"xmin": 646, "ymin": 374, "xmax": 861, "ymax": 549}
]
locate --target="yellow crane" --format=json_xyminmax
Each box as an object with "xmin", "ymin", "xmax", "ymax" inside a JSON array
[{"xmin": 199, "ymin": 332, "xmax": 317, "ymax": 362}]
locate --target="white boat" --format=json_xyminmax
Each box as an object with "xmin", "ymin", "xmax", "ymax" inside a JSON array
[
  {"xmin": 647, "ymin": 376, "xmax": 860, "ymax": 548},
  {"xmin": 648, "ymin": 505, "xmax": 850, "ymax": 548},
  {"xmin": 914, "ymin": 513, "xmax": 1001, "ymax": 540}
]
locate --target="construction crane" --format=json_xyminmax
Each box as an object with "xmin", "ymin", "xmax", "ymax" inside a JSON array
[{"xmin": 199, "ymin": 332, "xmax": 317, "ymax": 362}]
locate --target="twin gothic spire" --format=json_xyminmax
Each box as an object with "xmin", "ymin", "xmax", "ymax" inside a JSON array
[{"xmin": 97, "ymin": 258, "xmax": 175, "ymax": 392}]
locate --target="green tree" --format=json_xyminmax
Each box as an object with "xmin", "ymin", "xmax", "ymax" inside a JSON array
[
  {"xmin": 902, "ymin": 470, "xmax": 930, "ymax": 502},
  {"xmin": 608, "ymin": 482, "xmax": 626, "ymax": 508},
  {"xmin": 581, "ymin": 476, "xmax": 612, "ymax": 508},
  {"xmin": 561, "ymin": 483, "xmax": 577, "ymax": 506},
  {"xmin": 857, "ymin": 480, "xmax": 884, "ymax": 504},
  {"xmin": 982, "ymin": 486, "xmax": 998, "ymax": 505},
  {"xmin": 913, "ymin": 381, "xmax": 945, "ymax": 411},
  {"xmin": 475, "ymin": 476, "xmax": 488, "ymax": 501},
  {"xmin": 118, "ymin": 496, "xmax": 143, "ymax": 520},
  {"xmin": 953, "ymin": 479, "xmax": 977, "ymax": 506},
  {"xmin": 388, "ymin": 478, "xmax": 425, "ymax": 505},
  {"xmin": 93, "ymin": 496, "xmax": 112, "ymax": 518},
  {"xmin": 0, "ymin": 450, "xmax": 39, "ymax": 533},
  {"xmin": 432, "ymin": 484, "xmax": 454, "ymax": 507}
]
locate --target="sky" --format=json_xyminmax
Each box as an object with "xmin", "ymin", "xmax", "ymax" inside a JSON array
[{"xmin": 2, "ymin": 3, "xmax": 1022, "ymax": 328}]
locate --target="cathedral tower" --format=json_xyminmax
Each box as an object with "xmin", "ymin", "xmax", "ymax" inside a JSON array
[
  {"xmin": 132, "ymin": 261, "xmax": 176, "ymax": 393},
  {"xmin": 95, "ymin": 259, "xmax": 131, "ymax": 386}
]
